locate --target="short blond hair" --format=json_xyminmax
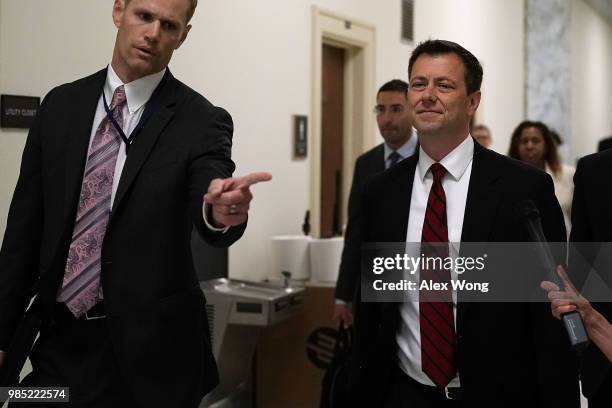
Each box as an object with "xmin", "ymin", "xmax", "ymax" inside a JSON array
[
  {"xmin": 125, "ymin": 0, "xmax": 198, "ymax": 23},
  {"xmin": 183, "ymin": 0, "xmax": 198, "ymax": 22}
]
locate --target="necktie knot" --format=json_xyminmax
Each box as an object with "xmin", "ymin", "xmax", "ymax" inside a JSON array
[
  {"xmin": 110, "ymin": 85, "xmax": 127, "ymax": 110},
  {"xmin": 429, "ymin": 163, "xmax": 447, "ymax": 184},
  {"xmin": 388, "ymin": 151, "xmax": 402, "ymax": 168}
]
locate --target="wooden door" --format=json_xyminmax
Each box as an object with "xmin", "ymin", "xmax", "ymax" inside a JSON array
[{"xmin": 320, "ymin": 44, "xmax": 345, "ymax": 238}]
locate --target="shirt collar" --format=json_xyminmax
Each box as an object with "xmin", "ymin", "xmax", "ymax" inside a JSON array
[
  {"xmin": 104, "ymin": 64, "xmax": 166, "ymax": 113},
  {"xmin": 384, "ymin": 128, "xmax": 419, "ymax": 161},
  {"xmin": 417, "ymin": 135, "xmax": 474, "ymax": 182}
]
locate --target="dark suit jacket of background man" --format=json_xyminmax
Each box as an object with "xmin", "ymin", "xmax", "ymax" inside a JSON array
[
  {"xmin": 335, "ymin": 144, "xmax": 385, "ymax": 302},
  {"xmin": 597, "ymin": 136, "xmax": 612, "ymax": 152},
  {"xmin": 569, "ymin": 148, "xmax": 612, "ymax": 404},
  {"xmin": 0, "ymin": 68, "xmax": 246, "ymax": 406},
  {"xmin": 348, "ymin": 141, "xmax": 579, "ymax": 407}
]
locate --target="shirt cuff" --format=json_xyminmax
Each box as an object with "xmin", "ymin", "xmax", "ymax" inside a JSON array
[
  {"xmin": 202, "ymin": 203, "xmax": 229, "ymax": 233},
  {"xmin": 335, "ymin": 299, "xmax": 349, "ymax": 305}
]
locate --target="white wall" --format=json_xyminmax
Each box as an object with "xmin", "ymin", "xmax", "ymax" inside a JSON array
[
  {"xmin": 571, "ymin": 0, "xmax": 612, "ymax": 161},
  {"xmin": 0, "ymin": 0, "xmax": 525, "ymax": 282}
]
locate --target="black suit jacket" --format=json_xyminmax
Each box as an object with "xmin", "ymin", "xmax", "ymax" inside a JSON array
[
  {"xmin": 0, "ymin": 68, "xmax": 245, "ymax": 407},
  {"xmin": 568, "ymin": 149, "xmax": 612, "ymax": 400},
  {"xmin": 335, "ymin": 144, "xmax": 385, "ymax": 302},
  {"xmin": 348, "ymin": 141, "xmax": 579, "ymax": 407},
  {"xmin": 597, "ymin": 136, "xmax": 612, "ymax": 152}
]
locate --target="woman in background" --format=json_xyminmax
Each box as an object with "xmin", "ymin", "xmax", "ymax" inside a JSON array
[{"xmin": 509, "ymin": 121, "xmax": 575, "ymax": 231}]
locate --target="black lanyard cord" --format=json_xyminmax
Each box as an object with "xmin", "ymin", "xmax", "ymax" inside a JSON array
[
  {"xmin": 102, "ymin": 90, "xmax": 132, "ymax": 150},
  {"xmin": 100, "ymin": 71, "xmax": 168, "ymax": 154}
]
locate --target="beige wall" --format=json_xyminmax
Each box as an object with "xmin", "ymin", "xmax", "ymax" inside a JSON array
[{"xmin": 1, "ymin": 0, "xmax": 525, "ymax": 282}]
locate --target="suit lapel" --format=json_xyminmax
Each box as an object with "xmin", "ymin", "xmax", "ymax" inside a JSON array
[
  {"xmin": 110, "ymin": 71, "xmax": 177, "ymax": 217},
  {"xmin": 373, "ymin": 144, "xmax": 386, "ymax": 173},
  {"xmin": 388, "ymin": 152, "xmax": 418, "ymax": 241},
  {"xmin": 382, "ymin": 154, "xmax": 419, "ymax": 323},
  {"xmin": 63, "ymin": 69, "xmax": 107, "ymax": 222},
  {"xmin": 457, "ymin": 142, "xmax": 503, "ymax": 331}
]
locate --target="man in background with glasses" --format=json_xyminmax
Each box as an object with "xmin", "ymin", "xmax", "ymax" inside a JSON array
[{"xmin": 333, "ymin": 79, "xmax": 417, "ymax": 328}]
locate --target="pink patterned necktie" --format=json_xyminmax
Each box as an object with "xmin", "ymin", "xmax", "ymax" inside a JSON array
[{"xmin": 58, "ymin": 85, "xmax": 126, "ymax": 317}]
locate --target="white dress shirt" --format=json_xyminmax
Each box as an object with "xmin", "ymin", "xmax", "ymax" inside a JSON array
[
  {"xmin": 545, "ymin": 163, "xmax": 575, "ymax": 234},
  {"xmin": 397, "ymin": 135, "xmax": 474, "ymax": 387}
]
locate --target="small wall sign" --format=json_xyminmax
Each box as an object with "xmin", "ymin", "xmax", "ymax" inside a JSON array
[
  {"xmin": 1, "ymin": 94, "xmax": 40, "ymax": 129},
  {"xmin": 294, "ymin": 115, "xmax": 308, "ymax": 158}
]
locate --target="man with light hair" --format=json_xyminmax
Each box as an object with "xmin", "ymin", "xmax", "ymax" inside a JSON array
[{"xmin": 0, "ymin": 1, "xmax": 269, "ymax": 406}]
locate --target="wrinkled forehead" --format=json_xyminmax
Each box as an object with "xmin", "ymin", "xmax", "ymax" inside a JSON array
[
  {"xmin": 409, "ymin": 53, "xmax": 466, "ymax": 81},
  {"xmin": 125, "ymin": 0, "xmax": 191, "ymax": 25}
]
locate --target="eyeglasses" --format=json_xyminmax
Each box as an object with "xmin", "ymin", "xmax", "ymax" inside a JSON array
[{"xmin": 373, "ymin": 105, "xmax": 405, "ymax": 115}]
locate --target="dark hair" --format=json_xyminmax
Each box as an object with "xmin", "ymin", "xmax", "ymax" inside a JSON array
[
  {"xmin": 508, "ymin": 121, "xmax": 561, "ymax": 175},
  {"xmin": 377, "ymin": 79, "xmax": 408, "ymax": 97},
  {"xmin": 408, "ymin": 40, "xmax": 483, "ymax": 94},
  {"xmin": 549, "ymin": 129, "xmax": 562, "ymax": 146}
]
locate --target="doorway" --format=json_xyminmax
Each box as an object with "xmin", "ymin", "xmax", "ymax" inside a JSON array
[
  {"xmin": 310, "ymin": 6, "xmax": 376, "ymax": 238},
  {"xmin": 320, "ymin": 44, "xmax": 345, "ymax": 238}
]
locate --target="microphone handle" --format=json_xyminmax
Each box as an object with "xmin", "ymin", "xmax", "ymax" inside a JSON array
[
  {"xmin": 524, "ymin": 219, "xmax": 561, "ymax": 284},
  {"xmin": 524, "ymin": 218, "xmax": 590, "ymax": 351}
]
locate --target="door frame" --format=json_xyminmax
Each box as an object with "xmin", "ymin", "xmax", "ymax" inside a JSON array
[{"xmin": 310, "ymin": 6, "xmax": 376, "ymax": 238}]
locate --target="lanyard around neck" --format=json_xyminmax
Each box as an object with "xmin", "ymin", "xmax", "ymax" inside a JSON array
[
  {"xmin": 102, "ymin": 90, "xmax": 131, "ymax": 151},
  {"xmin": 101, "ymin": 72, "xmax": 168, "ymax": 154}
]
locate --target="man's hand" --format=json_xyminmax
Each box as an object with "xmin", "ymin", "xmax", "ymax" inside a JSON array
[
  {"xmin": 204, "ymin": 172, "xmax": 272, "ymax": 228},
  {"xmin": 0, "ymin": 350, "xmax": 6, "ymax": 370},
  {"xmin": 540, "ymin": 265, "xmax": 590, "ymax": 320},
  {"xmin": 333, "ymin": 303, "xmax": 354, "ymax": 329}
]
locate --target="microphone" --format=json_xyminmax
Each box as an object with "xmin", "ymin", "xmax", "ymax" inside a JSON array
[{"xmin": 518, "ymin": 200, "xmax": 590, "ymax": 351}]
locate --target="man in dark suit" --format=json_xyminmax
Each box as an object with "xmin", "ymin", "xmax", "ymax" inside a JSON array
[
  {"xmin": 348, "ymin": 40, "xmax": 579, "ymax": 407},
  {"xmin": 566, "ymin": 149, "xmax": 612, "ymax": 407},
  {"xmin": 333, "ymin": 79, "xmax": 417, "ymax": 327},
  {"xmin": 0, "ymin": 0, "xmax": 269, "ymax": 406},
  {"xmin": 597, "ymin": 135, "xmax": 612, "ymax": 152}
]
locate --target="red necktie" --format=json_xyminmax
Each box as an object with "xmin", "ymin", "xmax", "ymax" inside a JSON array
[{"xmin": 419, "ymin": 163, "xmax": 457, "ymax": 388}]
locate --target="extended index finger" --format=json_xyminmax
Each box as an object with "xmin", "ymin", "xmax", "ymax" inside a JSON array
[{"xmin": 235, "ymin": 172, "xmax": 272, "ymax": 189}]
